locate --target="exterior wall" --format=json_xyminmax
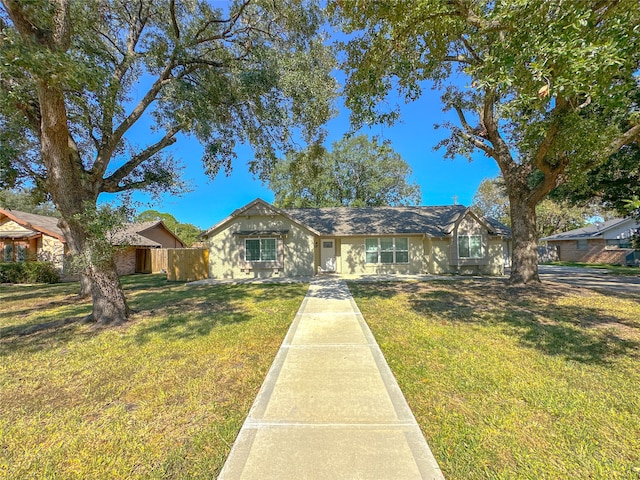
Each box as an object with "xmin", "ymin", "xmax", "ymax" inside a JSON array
[
  {"xmin": 39, "ymin": 234, "xmax": 66, "ymax": 271},
  {"xmin": 451, "ymin": 214, "xmax": 489, "ymax": 267},
  {"xmin": 430, "ymin": 238, "xmax": 453, "ymax": 274},
  {"xmin": 549, "ymin": 239, "xmax": 632, "ymax": 265},
  {"xmin": 483, "ymin": 239, "xmax": 505, "ymax": 275},
  {"xmin": 602, "ymin": 219, "xmax": 639, "ymax": 241},
  {"xmin": 0, "ymin": 219, "xmax": 33, "ymax": 235},
  {"xmin": 114, "ymin": 247, "xmax": 137, "ymax": 275},
  {"xmin": 206, "ymin": 215, "xmax": 315, "ymax": 279},
  {"xmin": 140, "ymin": 225, "xmax": 185, "ymax": 248},
  {"xmin": 338, "ymin": 236, "xmax": 425, "ymax": 275}
]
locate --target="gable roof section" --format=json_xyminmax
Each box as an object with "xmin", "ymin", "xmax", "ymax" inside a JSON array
[
  {"xmin": 110, "ymin": 221, "xmax": 185, "ymax": 247},
  {"xmin": 202, "ymin": 199, "xmax": 512, "ymax": 238},
  {"xmin": 0, "ymin": 208, "xmax": 65, "ymax": 241},
  {"xmin": 201, "ymin": 198, "xmax": 321, "ymax": 238},
  {"xmin": 541, "ymin": 217, "xmax": 636, "ymax": 242}
]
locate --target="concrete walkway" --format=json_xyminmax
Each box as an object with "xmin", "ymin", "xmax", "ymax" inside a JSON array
[{"xmin": 218, "ymin": 277, "xmax": 444, "ymax": 479}]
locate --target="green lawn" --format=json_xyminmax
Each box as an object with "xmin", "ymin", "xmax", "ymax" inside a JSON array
[
  {"xmin": 546, "ymin": 261, "xmax": 640, "ymax": 276},
  {"xmin": 349, "ymin": 280, "xmax": 640, "ymax": 479},
  {"xmin": 0, "ymin": 275, "xmax": 308, "ymax": 479}
]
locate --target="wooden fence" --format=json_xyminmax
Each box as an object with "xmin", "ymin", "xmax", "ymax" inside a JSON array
[
  {"xmin": 167, "ymin": 248, "xmax": 209, "ymax": 282},
  {"xmin": 149, "ymin": 248, "xmax": 168, "ymax": 273}
]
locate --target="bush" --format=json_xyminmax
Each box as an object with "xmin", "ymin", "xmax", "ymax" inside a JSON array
[{"xmin": 0, "ymin": 262, "xmax": 59, "ymax": 284}]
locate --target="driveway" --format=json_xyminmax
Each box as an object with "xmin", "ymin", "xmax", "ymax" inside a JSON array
[{"xmin": 537, "ymin": 264, "xmax": 640, "ymax": 295}]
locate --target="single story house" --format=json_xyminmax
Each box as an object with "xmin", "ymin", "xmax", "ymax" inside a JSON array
[
  {"xmin": 0, "ymin": 208, "xmax": 185, "ymax": 275},
  {"xmin": 540, "ymin": 217, "xmax": 640, "ymax": 265},
  {"xmin": 201, "ymin": 198, "xmax": 512, "ymax": 279}
]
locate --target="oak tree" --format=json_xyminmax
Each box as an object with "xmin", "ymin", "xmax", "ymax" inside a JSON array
[
  {"xmin": 269, "ymin": 135, "xmax": 421, "ymax": 207},
  {"xmin": 0, "ymin": 0, "xmax": 336, "ymax": 324},
  {"xmin": 331, "ymin": 0, "xmax": 640, "ymax": 283}
]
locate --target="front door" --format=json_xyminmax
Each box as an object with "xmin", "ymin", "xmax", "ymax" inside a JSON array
[{"xmin": 320, "ymin": 239, "xmax": 336, "ymax": 272}]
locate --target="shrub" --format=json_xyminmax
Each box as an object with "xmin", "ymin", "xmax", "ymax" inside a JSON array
[{"xmin": 0, "ymin": 262, "xmax": 59, "ymax": 284}]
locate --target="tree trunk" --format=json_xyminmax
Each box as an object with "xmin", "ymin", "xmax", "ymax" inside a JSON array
[
  {"xmin": 85, "ymin": 261, "xmax": 130, "ymax": 326},
  {"xmin": 509, "ymin": 193, "xmax": 540, "ymax": 284},
  {"xmin": 59, "ymin": 215, "xmax": 131, "ymax": 326},
  {"xmin": 36, "ymin": 81, "xmax": 130, "ymax": 325},
  {"xmin": 79, "ymin": 273, "xmax": 91, "ymax": 298}
]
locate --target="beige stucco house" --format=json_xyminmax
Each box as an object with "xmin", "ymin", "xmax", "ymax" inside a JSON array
[
  {"xmin": 540, "ymin": 217, "xmax": 640, "ymax": 265},
  {"xmin": 201, "ymin": 198, "xmax": 511, "ymax": 279},
  {"xmin": 0, "ymin": 208, "xmax": 185, "ymax": 275}
]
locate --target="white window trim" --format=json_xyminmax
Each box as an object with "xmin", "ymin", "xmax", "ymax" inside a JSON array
[
  {"xmin": 365, "ymin": 237, "xmax": 409, "ymax": 264},
  {"xmin": 458, "ymin": 234, "xmax": 483, "ymax": 259},
  {"xmin": 244, "ymin": 237, "xmax": 277, "ymax": 262}
]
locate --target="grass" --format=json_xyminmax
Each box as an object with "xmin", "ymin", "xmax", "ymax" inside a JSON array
[
  {"xmin": 349, "ymin": 279, "xmax": 640, "ymax": 479},
  {"xmin": 546, "ymin": 261, "xmax": 640, "ymax": 276},
  {"xmin": 0, "ymin": 274, "xmax": 308, "ymax": 479}
]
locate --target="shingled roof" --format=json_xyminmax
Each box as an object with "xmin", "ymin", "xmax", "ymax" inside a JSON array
[
  {"xmin": 540, "ymin": 217, "xmax": 636, "ymax": 241},
  {"xmin": 0, "ymin": 208, "xmax": 65, "ymax": 240},
  {"xmin": 0, "ymin": 209, "xmax": 184, "ymax": 247},
  {"xmin": 202, "ymin": 199, "xmax": 511, "ymax": 238},
  {"xmin": 285, "ymin": 205, "xmax": 469, "ymax": 236}
]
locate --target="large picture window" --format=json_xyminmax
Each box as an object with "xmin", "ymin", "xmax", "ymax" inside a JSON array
[
  {"xmin": 365, "ymin": 238, "xmax": 409, "ymax": 264},
  {"xmin": 458, "ymin": 235, "xmax": 483, "ymax": 259},
  {"xmin": 245, "ymin": 238, "xmax": 277, "ymax": 262}
]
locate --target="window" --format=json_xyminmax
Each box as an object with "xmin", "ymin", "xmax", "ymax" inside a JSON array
[
  {"xmin": 606, "ymin": 239, "xmax": 632, "ymax": 249},
  {"xmin": 3, "ymin": 243, "xmax": 14, "ymax": 262},
  {"xmin": 577, "ymin": 239, "xmax": 588, "ymax": 251},
  {"xmin": 458, "ymin": 235, "xmax": 483, "ymax": 259},
  {"xmin": 245, "ymin": 238, "xmax": 276, "ymax": 262},
  {"xmin": 365, "ymin": 238, "xmax": 409, "ymax": 264},
  {"xmin": 16, "ymin": 244, "xmax": 27, "ymax": 262}
]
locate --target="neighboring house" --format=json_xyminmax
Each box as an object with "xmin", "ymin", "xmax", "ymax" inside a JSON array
[
  {"xmin": 111, "ymin": 221, "xmax": 186, "ymax": 274},
  {"xmin": 201, "ymin": 198, "xmax": 511, "ymax": 279},
  {"xmin": 0, "ymin": 208, "xmax": 67, "ymax": 270},
  {"xmin": 0, "ymin": 208, "xmax": 185, "ymax": 275},
  {"xmin": 540, "ymin": 217, "xmax": 640, "ymax": 265}
]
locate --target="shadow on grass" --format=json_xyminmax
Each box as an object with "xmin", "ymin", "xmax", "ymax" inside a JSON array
[
  {"xmin": 0, "ymin": 282, "xmax": 81, "ymax": 303},
  {"xmin": 0, "ymin": 315, "xmax": 92, "ymax": 357},
  {"xmin": 131, "ymin": 283, "xmax": 306, "ymax": 343},
  {"xmin": 350, "ymin": 280, "xmax": 640, "ymax": 366},
  {"xmin": 2, "ymin": 278, "xmax": 306, "ymax": 355}
]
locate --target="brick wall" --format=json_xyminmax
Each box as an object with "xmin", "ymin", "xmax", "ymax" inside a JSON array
[
  {"xmin": 114, "ymin": 247, "xmax": 136, "ymax": 275},
  {"xmin": 550, "ymin": 239, "xmax": 630, "ymax": 264}
]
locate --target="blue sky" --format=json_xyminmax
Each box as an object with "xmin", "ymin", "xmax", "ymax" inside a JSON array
[{"xmin": 109, "ymin": 76, "xmax": 500, "ymax": 231}]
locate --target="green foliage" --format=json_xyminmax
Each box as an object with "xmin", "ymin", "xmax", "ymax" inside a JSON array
[
  {"xmin": 0, "ymin": 188, "xmax": 59, "ymax": 216},
  {"xmin": 0, "ymin": 0, "xmax": 336, "ymax": 207},
  {"xmin": 135, "ymin": 209, "xmax": 202, "ymax": 246},
  {"xmin": 0, "ymin": 261, "xmax": 59, "ymax": 283},
  {"xmin": 269, "ymin": 135, "xmax": 421, "ymax": 207},
  {"xmin": 330, "ymin": 0, "xmax": 640, "ymax": 276},
  {"xmin": 471, "ymin": 177, "xmax": 510, "ymax": 225},
  {"xmin": 472, "ymin": 176, "xmax": 612, "ymax": 238},
  {"xmin": 67, "ymin": 202, "xmax": 133, "ymax": 272},
  {"xmin": 553, "ymin": 143, "xmax": 640, "ymax": 216}
]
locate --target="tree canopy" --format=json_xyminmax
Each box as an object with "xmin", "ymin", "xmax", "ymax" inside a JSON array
[
  {"xmin": 472, "ymin": 176, "xmax": 614, "ymax": 239},
  {"xmin": 0, "ymin": 0, "xmax": 336, "ymax": 324},
  {"xmin": 330, "ymin": 0, "xmax": 640, "ymax": 283},
  {"xmin": 135, "ymin": 210, "xmax": 201, "ymax": 247},
  {"xmin": 268, "ymin": 135, "xmax": 421, "ymax": 208},
  {"xmin": 0, "ymin": 188, "xmax": 59, "ymax": 217}
]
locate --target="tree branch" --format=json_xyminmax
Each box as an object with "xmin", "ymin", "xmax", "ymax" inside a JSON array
[
  {"xmin": 170, "ymin": 0, "xmax": 180, "ymax": 39},
  {"xmin": 604, "ymin": 123, "xmax": 640, "ymax": 157},
  {"xmin": 101, "ymin": 125, "xmax": 182, "ymax": 193}
]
